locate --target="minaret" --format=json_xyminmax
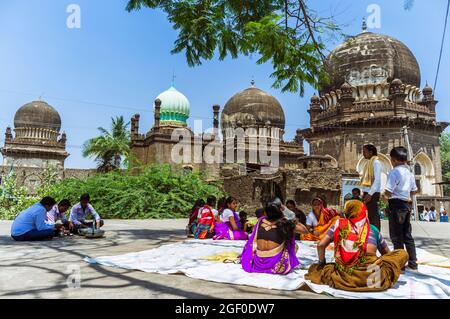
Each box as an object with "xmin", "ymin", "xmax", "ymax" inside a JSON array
[
  {"xmin": 154, "ymin": 98, "xmax": 161, "ymax": 130},
  {"xmin": 213, "ymin": 105, "xmax": 220, "ymax": 131},
  {"xmin": 361, "ymin": 17, "xmax": 368, "ymax": 33}
]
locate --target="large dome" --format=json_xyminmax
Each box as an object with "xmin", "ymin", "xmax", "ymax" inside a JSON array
[
  {"xmin": 221, "ymin": 85, "xmax": 285, "ymax": 130},
  {"xmin": 321, "ymin": 31, "xmax": 421, "ymax": 93},
  {"xmin": 14, "ymin": 100, "xmax": 61, "ymax": 132}
]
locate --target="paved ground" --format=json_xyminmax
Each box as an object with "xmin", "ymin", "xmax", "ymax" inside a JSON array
[{"xmin": 0, "ymin": 219, "xmax": 449, "ymax": 299}]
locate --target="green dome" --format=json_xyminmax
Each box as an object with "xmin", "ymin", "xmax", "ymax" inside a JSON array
[{"xmin": 155, "ymin": 86, "xmax": 190, "ymax": 126}]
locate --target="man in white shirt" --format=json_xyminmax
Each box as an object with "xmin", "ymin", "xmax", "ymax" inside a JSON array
[
  {"xmin": 383, "ymin": 146, "xmax": 418, "ymax": 271},
  {"xmin": 428, "ymin": 207, "xmax": 437, "ymax": 222},
  {"xmin": 361, "ymin": 144, "xmax": 382, "ymax": 230},
  {"xmin": 420, "ymin": 208, "xmax": 430, "ymax": 221}
]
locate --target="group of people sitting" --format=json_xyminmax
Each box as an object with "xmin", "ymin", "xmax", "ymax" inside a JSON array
[
  {"xmin": 10, "ymin": 193, "xmax": 104, "ymax": 241},
  {"xmin": 188, "ymin": 196, "xmax": 250, "ymax": 240},
  {"xmin": 189, "ymin": 146, "xmax": 418, "ymax": 292}
]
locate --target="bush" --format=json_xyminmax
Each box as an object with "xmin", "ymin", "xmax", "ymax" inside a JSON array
[
  {"xmin": 43, "ymin": 164, "xmax": 224, "ymax": 219},
  {"xmin": 0, "ymin": 172, "xmax": 38, "ymax": 220}
]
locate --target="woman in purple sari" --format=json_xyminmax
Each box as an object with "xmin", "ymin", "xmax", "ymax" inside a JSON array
[
  {"xmin": 213, "ymin": 197, "xmax": 248, "ymax": 240},
  {"xmin": 241, "ymin": 204, "xmax": 308, "ymax": 275}
]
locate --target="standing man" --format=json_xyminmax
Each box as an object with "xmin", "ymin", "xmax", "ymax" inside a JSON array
[
  {"xmin": 360, "ymin": 144, "xmax": 382, "ymax": 230},
  {"xmin": 383, "ymin": 146, "xmax": 418, "ymax": 271}
]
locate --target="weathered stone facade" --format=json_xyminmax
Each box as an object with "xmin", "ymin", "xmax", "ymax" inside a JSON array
[
  {"xmin": 1, "ymin": 100, "xmax": 96, "ymax": 194},
  {"xmin": 1, "ymin": 101, "xmax": 69, "ymax": 170},
  {"xmin": 300, "ymin": 29, "xmax": 449, "ymax": 212},
  {"xmin": 0, "ymin": 166, "xmax": 97, "ymax": 195},
  {"xmin": 131, "ymin": 84, "xmax": 351, "ymax": 213}
]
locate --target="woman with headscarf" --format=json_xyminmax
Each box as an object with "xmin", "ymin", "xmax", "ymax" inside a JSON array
[
  {"xmin": 187, "ymin": 199, "xmax": 205, "ymax": 236},
  {"xmin": 306, "ymin": 200, "xmax": 408, "ymax": 292},
  {"xmin": 213, "ymin": 196, "xmax": 248, "ymax": 240},
  {"xmin": 194, "ymin": 196, "xmax": 217, "ymax": 239},
  {"xmin": 241, "ymin": 204, "xmax": 309, "ymax": 275},
  {"xmin": 301, "ymin": 196, "xmax": 340, "ymax": 241}
]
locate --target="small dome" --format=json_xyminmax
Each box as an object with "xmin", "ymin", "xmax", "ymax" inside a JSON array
[
  {"xmin": 155, "ymin": 86, "xmax": 190, "ymax": 125},
  {"xmin": 321, "ymin": 31, "xmax": 421, "ymax": 94},
  {"xmin": 310, "ymin": 94, "xmax": 320, "ymax": 104},
  {"xmin": 221, "ymin": 86, "xmax": 285, "ymax": 130},
  {"xmin": 391, "ymin": 78, "xmax": 403, "ymax": 85},
  {"xmin": 14, "ymin": 100, "xmax": 61, "ymax": 131},
  {"xmin": 340, "ymin": 82, "xmax": 352, "ymax": 90},
  {"xmin": 423, "ymin": 83, "xmax": 433, "ymax": 95}
]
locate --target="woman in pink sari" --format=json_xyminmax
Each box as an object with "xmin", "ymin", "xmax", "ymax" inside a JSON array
[
  {"xmin": 241, "ymin": 204, "xmax": 308, "ymax": 274},
  {"xmin": 213, "ymin": 197, "xmax": 248, "ymax": 240}
]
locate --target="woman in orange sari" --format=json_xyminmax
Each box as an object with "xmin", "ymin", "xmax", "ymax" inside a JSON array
[
  {"xmin": 306, "ymin": 200, "xmax": 408, "ymax": 292},
  {"xmin": 301, "ymin": 197, "xmax": 340, "ymax": 241}
]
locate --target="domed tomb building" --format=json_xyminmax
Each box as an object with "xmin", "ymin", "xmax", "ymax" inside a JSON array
[
  {"xmin": 1, "ymin": 100, "xmax": 69, "ymax": 169},
  {"xmin": 299, "ymin": 26, "xmax": 449, "ymax": 211},
  {"xmin": 130, "ymin": 85, "xmax": 221, "ymax": 177},
  {"xmin": 131, "ymin": 82, "xmax": 348, "ymax": 213},
  {"xmin": 220, "ymin": 81, "xmax": 305, "ymax": 171}
]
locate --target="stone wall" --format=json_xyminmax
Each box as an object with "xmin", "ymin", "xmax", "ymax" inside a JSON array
[
  {"xmin": 308, "ymin": 127, "xmax": 443, "ymax": 196},
  {"xmin": 0, "ymin": 166, "xmax": 97, "ymax": 195},
  {"xmin": 222, "ymin": 163, "xmax": 352, "ymax": 216}
]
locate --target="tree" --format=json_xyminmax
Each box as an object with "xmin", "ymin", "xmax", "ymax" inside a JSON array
[
  {"xmin": 126, "ymin": 0, "xmax": 342, "ymax": 95},
  {"xmin": 440, "ymin": 132, "xmax": 450, "ymax": 195},
  {"xmin": 0, "ymin": 171, "xmax": 37, "ymax": 219},
  {"xmin": 82, "ymin": 116, "xmax": 131, "ymax": 172}
]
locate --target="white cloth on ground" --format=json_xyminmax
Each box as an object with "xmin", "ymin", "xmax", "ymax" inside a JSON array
[{"xmin": 85, "ymin": 240, "xmax": 450, "ymax": 299}]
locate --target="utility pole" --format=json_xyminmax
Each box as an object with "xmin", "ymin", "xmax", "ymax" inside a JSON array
[{"xmin": 402, "ymin": 125, "xmax": 418, "ymax": 220}]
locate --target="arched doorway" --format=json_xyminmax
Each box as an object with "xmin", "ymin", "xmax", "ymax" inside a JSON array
[{"xmin": 413, "ymin": 152, "xmax": 435, "ymax": 196}]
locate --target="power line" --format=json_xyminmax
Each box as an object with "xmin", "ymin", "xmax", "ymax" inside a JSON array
[{"xmin": 434, "ymin": 0, "xmax": 450, "ymax": 91}]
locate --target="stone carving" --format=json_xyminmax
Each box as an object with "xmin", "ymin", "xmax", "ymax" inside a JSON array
[{"xmin": 346, "ymin": 64, "xmax": 389, "ymax": 86}]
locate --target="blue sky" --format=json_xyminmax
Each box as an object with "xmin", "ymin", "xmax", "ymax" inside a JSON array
[{"xmin": 0, "ymin": 0, "xmax": 449, "ymax": 168}]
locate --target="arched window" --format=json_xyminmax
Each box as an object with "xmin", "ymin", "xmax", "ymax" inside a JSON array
[{"xmin": 414, "ymin": 163, "xmax": 422, "ymax": 175}]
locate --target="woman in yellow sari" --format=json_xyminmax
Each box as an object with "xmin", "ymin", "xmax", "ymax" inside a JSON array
[
  {"xmin": 301, "ymin": 197, "xmax": 340, "ymax": 241},
  {"xmin": 306, "ymin": 200, "xmax": 408, "ymax": 292}
]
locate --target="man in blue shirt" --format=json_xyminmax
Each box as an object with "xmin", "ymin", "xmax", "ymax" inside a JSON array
[{"xmin": 11, "ymin": 197, "xmax": 58, "ymax": 241}]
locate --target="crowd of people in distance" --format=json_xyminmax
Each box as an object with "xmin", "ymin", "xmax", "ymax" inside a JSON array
[
  {"xmin": 419, "ymin": 206, "xmax": 448, "ymax": 222},
  {"xmin": 188, "ymin": 145, "xmax": 420, "ymax": 292},
  {"xmin": 10, "ymin": 193, "xmax": 104, "ymax": 241}
]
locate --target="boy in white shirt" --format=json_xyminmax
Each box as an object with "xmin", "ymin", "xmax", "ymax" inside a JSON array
[{"xmin": 383, "ymin": 146, "xmax": 418, "ymax": 271}]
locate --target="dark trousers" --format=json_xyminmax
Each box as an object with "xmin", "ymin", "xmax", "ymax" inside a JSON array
[
  {"xmin": 388, "ymin": 199, "xmax": 417, "ymax": 268},
  {"xmin": 364, "ymin": 192, "xmax": 381, "ymax": 231},
  {"xmin": 12, "ymin": 229, "xmax": 55, "ymax": 241}
]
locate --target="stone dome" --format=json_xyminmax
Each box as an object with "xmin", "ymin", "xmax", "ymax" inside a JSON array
[
  {"xmin": 155, "ymin": 86, "xmax": 190, "ymax": 126},
  {"xmin": 221, "ymin": 85, "xmax": 285, "ymax": 130},
  {"xmin": 321, "ymin": 31, "xmax": 421, "ymax": 94},
  {"xmin": 14, "ymin": 100, "xmax": 62, "ymax": 132}
]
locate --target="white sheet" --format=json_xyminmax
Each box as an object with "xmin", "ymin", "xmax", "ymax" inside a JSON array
[{"xmin": 85, "ymin": 240, "xmax": 450, "ymax": 299}]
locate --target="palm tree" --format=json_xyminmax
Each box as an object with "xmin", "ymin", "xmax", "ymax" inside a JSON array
[{"xmin": 82, "ymin": 116, "xmax": 131, "ymax": 172}]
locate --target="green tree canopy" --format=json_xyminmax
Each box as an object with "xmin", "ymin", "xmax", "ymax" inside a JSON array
[
  {"xmin": 126, "ymin": 0, "xmax": 342, "ymax": 95},
  {"xmin": 440, "ymin": 131, "xmax": 450, "ymax": 195},
  {"xmin": 82, "ymin": 116, "xmax": 131, "ymax": 172}
]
